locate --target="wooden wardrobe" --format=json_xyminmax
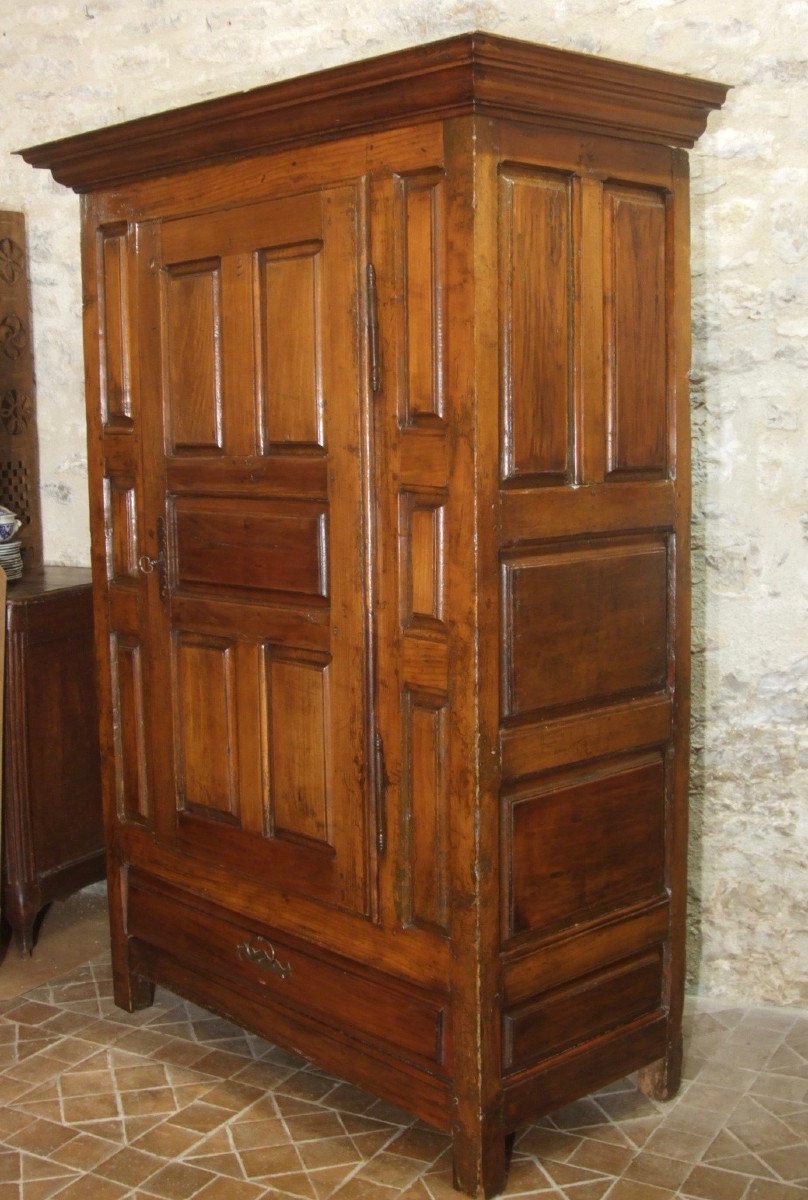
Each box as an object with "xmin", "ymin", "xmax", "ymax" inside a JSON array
[{"xmin": 21, "ymin": 34, "xmax": 727, "ymax": 1197}]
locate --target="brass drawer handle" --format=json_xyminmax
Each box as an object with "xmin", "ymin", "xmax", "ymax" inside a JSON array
[{"xmin": 236, "ymin": 936, "xmax": 291, "ymax": 979}]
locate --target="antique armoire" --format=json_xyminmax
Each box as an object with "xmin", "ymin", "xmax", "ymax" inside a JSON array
[{"xmin": 20, "ymin": 34, "xmax": 727, "ymax": 1197}]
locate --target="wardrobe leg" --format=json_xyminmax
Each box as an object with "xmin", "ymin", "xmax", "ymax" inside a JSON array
[
  {"xmin": 451, "ymin": 1121, "xmax": 509, "ymax": 1199},
  {"xmin": 4, "ymin": 883, "xmax": 42, "ymax": 957},
  {"xmin": 638, "ymin": 1032, "xmax": 683, "ymax": 1102},
  {"xmin": 113, "ymin": 964, "xmax": 155, "ymax": 1013},
  {"xmin": 107, "ymin": 858, "xmax": 155, "ymax": 1013}
]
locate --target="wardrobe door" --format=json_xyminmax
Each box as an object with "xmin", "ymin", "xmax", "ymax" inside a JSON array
[{"xmin": 135, "ymin": 182, "xmax": 373, "ymax": 917}]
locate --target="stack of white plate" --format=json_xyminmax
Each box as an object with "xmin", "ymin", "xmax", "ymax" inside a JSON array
[{"xmin": 0, "ymin": 540, "xmax": 23, "ymax": 580}]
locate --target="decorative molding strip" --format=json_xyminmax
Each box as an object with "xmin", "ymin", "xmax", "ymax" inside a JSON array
[{"xmin": 17, "ymin": 32, "xmax": 729, "ymax": 193}]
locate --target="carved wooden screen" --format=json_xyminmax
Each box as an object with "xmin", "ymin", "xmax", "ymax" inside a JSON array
[{"xmin": 0, "ymin": 212, "xmax": 43, "ymax": 571}]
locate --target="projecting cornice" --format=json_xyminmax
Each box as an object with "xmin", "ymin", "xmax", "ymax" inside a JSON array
[{"xmin": 17, "ymin": 31, "xmax": 730, "ymax": 193}]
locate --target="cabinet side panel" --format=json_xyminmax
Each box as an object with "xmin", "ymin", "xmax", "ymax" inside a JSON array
[
  {"xmin": 504, "ymin": 537, "xmax": 669, "ymax": 717},
  {"xmin": 500, "ymin": 170, "xmax": 573, "ymax": 483},
  {"xmin": 25, "ymin": 622, "xmax": 103, "ymax": 873},
  {"xmin": 604, "ymin": 185, "xmax": 668, "ymax": 477},
  {"xmin": 494, "ymin": 124, "xmax": 682, "ymax": 1111},
  {"xmin": 507, "ymin": 754, "xmax": 666, "ymax": 940}
]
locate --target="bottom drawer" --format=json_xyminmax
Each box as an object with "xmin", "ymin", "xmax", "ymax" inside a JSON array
[{"xmin": 127, "ymin": 878, "xmax": 449, "ymax": 1071}]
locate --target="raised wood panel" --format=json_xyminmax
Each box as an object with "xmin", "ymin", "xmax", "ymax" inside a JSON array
[
  {"xmin": 173, "ymin": 496, "xmax": 327, "ymax": 599},
  {"xmin": 504, "ymin": 753, "xmax": 667, "ymax": 941},
  {"xmin": 400, "ymin": 492, "xmax": 445, "ymax": 629},
  {"xmin": 397, "ymin": 170, "xmax": 445, "ymax": 424},
  {"xmin": 604, "ymin": 184, "xmax": 669, "ymax": 477},
  {"xmin": 503, "ymin": 536, "xmax": 669, "ymax": 718},
  {"xmin": 164, "ymin": 258, "xmax": 223, "ymax": 453},
  {"xmin": 500, "ymin": 168, "xmax": 574, "ymax": 484},
  {"xmin": 258, "ymin": 241, "xmax": 324, "ymax": 450},
  {"xmin": 104, "ymin": 476, "xmax": 138, "ymax": 581},
  {"xmin": 109, "ymin": 633, "xmax": 149, "ymax": 824},
  {"xmin": 502, "ymin": 949, "xmax": 662, "ymax": 1072},
  {"xmin": 174, "ymin": 633, "xmax": 239, "ymax": 822},
  {"xmin": 98, "ymin": 224, "xmax": 132, "ymax": 429},
  {"xmin": 402, "ymin": 691, "xmax": 449, "ymax": 933},
  {"xmin": 267, "ymin": 654, "xmax": 330, "ymax": 845}
]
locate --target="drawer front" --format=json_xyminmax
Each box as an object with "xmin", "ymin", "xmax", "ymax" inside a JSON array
[{"xmin": 128, "ymin": 880, "xmax": 449, "ymax": 1070}]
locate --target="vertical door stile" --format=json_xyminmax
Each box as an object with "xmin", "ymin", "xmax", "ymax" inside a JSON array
[
  {"xmin": 357, "ymin": 175, "xmax": 384, "ymax": 921},
  {"xmin": 369, "ymin": 172, "xmax": 400, "ymax": 929},
  {"xmin": 578, "ymin": 174, "xmax": 606, "ymax": 486},
  {"xmin": 136, "ymin": 218, "xmax": 177, "ymax": 847}
]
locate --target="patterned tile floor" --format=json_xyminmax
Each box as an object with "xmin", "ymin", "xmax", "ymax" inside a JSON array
[{"xmin": 0, "ymin": 956, "xmax": 804, "ymax": 1198}]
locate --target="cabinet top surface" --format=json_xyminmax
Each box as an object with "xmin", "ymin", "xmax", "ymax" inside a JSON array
[
  {"xmin": 5, "ymin": 566, "xmax": 92, "ymax": 604},
  {"xmin": 18, "ymin": 31, "xmax": 728, "ymax": 193}
]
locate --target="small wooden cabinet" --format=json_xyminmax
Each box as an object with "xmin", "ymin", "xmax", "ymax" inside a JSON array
[
  {"xmin": 3, "ymin": 568, "xmax": 105, "ymax": 955},
  {"xmin": 21, "ymin": 35, "xmax": 727, "ymax": 1196}
]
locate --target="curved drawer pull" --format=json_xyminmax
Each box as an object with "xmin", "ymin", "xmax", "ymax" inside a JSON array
[{"xmin": 236, "ymin": 936, "xmax": 292, "ymax": 979}]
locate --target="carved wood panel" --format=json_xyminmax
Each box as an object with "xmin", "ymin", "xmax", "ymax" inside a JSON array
[{"xmin": 0, "ymin": 212, "xmax": 43, "ymax": 569}]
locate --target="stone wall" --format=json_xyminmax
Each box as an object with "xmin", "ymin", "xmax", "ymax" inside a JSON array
[{"xmin": 3, "ymin": 0, "xmax": 806, "ymax": 1005}]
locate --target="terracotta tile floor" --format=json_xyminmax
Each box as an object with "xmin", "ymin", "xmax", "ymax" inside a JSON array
[{"xmin": 0, "ymin": 952, "xmax": 805, "ymax": 1198}]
